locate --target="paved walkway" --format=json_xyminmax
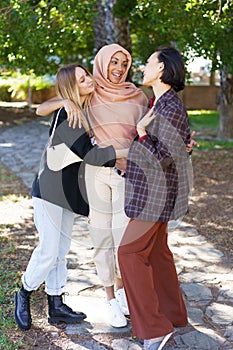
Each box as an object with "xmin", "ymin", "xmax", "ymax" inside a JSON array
[{"xmin": 0, "ymin": 115, "xmax": 233, "ymax": 349}]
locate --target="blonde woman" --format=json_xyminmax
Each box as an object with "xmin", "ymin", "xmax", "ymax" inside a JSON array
[{"xmin": 14, "ymin": 63, "xmax": 127, "ymax": 331}]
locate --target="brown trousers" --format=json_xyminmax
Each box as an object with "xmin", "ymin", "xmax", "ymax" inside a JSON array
[{"xmin": 118, "ymin": 220, "xmax": 187, "ymax": 339}]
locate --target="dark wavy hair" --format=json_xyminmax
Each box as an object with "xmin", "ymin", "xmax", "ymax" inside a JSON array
[{"xmin": 155, "ymin": 46, "xmax": 185, "ymax": 92}]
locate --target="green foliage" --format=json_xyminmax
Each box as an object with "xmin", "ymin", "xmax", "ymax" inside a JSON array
[
  {"xmin": 0, "ymin": 83, "xmax": 12, "ymax": 101},
  {"xmin": 0, "ymin": 0, "xmax": 96, "ymax": 75},
  {"xmin": 0, "ymin": 0, "xmax": 232, "ymax": 78},
  {"xmin": 183, "ymin": 0, "xmax": 233, "ymax": 73},
  {"xmin": 129, "ymin": 0, "xmax": 193, "ymax": 63},
  {"xmin": 129, "ymin": 0, "xmax": 233, "ymax": 74},
  {"xmin": 0, "ymin": 72, "xmax": 53, "ymax": 101},
  {"xmin": 113, "ymin": 0, "xmax": 137, "ymax": 17}
]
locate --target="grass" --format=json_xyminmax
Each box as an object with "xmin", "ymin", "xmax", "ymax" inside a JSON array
[
  {"xmin": 188, "ymin": 110, "xmax": 233, "ymax": 150},
  {"xmin": 0, "ymin": 235, "xmax": 22, "ymax": 349},
  {"xmin": 188, "ymin": 110, "xmax": 219, "ymax": 129},
  {"xmin": 0, "ymin": 164, "xmax": 30, "ymax": 349},
  {"xmin": 0, "ymin": 165, "xmax": 29, "ymax": 199}
]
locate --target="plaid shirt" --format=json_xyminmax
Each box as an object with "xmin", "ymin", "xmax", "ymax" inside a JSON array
[{"xmin": 124, "ymin": 88, "xmax": 191, "ymax": 222}]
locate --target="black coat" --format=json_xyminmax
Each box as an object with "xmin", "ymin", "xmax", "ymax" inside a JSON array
[{"xmin": 31, "ymin": 108, "xmax": 116, "ymax": 216}]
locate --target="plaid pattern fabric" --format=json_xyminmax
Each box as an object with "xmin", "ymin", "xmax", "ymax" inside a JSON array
[{"xmin": 125, "ymin": 89, "xmax": 191, "ymax": 222}]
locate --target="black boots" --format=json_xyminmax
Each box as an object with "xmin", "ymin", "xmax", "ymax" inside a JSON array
[
  {"xmin": 47, "ymin": 294, "xmax": 87, "ymax": 324},
  {"xmin": 14, "ymin": 287, "xmax": 86, "ymax": 330},
  {"xmin": 14, "ymin": 285, "xmax": 32, "ymax": 330}
]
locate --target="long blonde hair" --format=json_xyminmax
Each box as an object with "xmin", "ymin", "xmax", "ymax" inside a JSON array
[{"xmin": 55, "ymin": 63, "xmax": 94, "ymax": 132}]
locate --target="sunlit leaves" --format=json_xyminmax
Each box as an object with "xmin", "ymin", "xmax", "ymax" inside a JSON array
[
  {"xmin": 130, "ymin": 0, "xmax": 232, "ymax": 74},
  {"xmin": 0, "ymin": 0, "xmax": 96, "ymax": 75},
  {"xmin": 0, "ymin": 0, "xmax": 232, "ymax": 76}
]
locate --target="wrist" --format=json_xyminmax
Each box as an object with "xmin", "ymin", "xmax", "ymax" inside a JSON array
[{"xmin": 137, "ymin": 128, "xmax": 147, "ymax": 138}]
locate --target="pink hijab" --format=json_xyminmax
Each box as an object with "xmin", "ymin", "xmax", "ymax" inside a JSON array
[{"xmin": 88, "ymin": 44, "xmax": 148, "ymax": 152}]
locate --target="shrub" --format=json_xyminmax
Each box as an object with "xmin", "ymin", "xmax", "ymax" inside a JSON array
[{"xmin": 0, "ymin": 84, "xmax": 12, "ymax": 102}]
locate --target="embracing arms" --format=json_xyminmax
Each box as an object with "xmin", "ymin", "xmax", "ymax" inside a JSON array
[
  {"xmin": 52, "ymin": 108, "xmax": 128, "ymax": 167},
  {"xmin": 37, "ymin": 97, "xmax": 82, "ymax": 128}
]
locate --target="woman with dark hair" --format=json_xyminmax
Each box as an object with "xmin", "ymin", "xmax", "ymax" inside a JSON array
[{"xmin": 118, "ymin": 47, "xmax": 190, "ymax": 350}]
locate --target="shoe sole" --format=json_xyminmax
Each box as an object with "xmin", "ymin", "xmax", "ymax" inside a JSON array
[
  {"xmin": 110, "ymin": 322, "xmax": 128, "ymax": 328},
  {"xmin": 14, "ymin": 293, "xmax": 32, "ymax": 331},
  {"xmin": 48, "ymin": 315, "xmax": 86, "ymax": 324},
  {"xmin": 157, "ymin": 332, "xmax": 173, "ymax": 350}
]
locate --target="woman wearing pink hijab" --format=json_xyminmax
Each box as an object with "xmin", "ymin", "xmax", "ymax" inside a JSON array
[
  {"xmin": 36, "ymin": 44, "xmax": 148, "ymax": 328},
  {"xmin": 85, "ymin": 44, "xmax": 148, "ymax": 327}
]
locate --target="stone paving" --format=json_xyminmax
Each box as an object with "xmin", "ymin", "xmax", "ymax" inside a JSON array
[{"xmin": 0, "ymin": 114, "xmax": 233, "ymax": 349}]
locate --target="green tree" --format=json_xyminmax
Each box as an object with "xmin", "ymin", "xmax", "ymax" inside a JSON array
[
  {"xmin": 178, "ymin": 0, "xmax": 233, "ymax": 139},
  {"xmin": 0, "ymin": 1, "xmax": 232, "ymax": 138},
  {"xmin": 93, "ymin": 0, "xmax": 137, "ymax": 52},
  {"xmin": 0, "ymin": 0, "xmax": 95, "ymax": 75},
  {"xmin": 130, "ymin": 0, "xmax": 233, "ymax": 139}
]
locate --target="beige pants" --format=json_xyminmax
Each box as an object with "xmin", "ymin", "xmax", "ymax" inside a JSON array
[{"xmin": 85, "ymin": 165, "xmax": 129, "ymax": 287}]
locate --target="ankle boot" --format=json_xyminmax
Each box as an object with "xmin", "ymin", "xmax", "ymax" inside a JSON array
[
  {"xmin": 47, "ymin": 294, "xmax": 87, "ymax": 324},
  {"xmin": 14, "ymin": 285, "xmax": 32, "ymax": 330}
]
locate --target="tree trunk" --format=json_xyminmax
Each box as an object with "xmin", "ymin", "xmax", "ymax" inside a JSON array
[
  {"xmin": 114, "ymin": 17, "xmax": 132, "ymax": 53},
  {"xmin": 217, "ymin": 67, "xmax": 233, "ymax": 139},
  {"xmin": 93, "ymin": 0, "xmax": 110, "ymax": 51},
  {"xmin": 209, "ymin": 56, "xmax": 217, "ymax": 86},
  {"xmin": 218, "ymin": 105, "xmax": 233, "ymax": 139},
  {"xmin": 28, "ymin": 76, "xmax": 32, "ymax": 110},
  {"xmin": 209, "ymin": 70, "xmax": 215, "ymax": 86},
  {"xmin": 93, "ymin": 0, "xmax": 131, "ymax": 53}
]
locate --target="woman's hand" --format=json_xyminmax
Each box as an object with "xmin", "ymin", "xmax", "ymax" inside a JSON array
[
  {"xmin": 114, "ymin": 148, "xmax": 129, "ymax": 171},
  {"xmin": 115, "ymin": 158, "xmax": 127, "ymax": 172},
  {"xmin": 137, "ymin": 108, "xmax": 156, "ymax": 137},
  {"xmin": 186, "ymin": 131, "xmax": 200, "ymax": 153},
  {"xmin": 63, "ymin": 100, "xmax": 82, "ymax": 129}
]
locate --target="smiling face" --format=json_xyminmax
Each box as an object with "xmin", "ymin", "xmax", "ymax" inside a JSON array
[
  {"xmin": 75, "ymin": 67, "xmax": 95, "ymax": 97},
  {"xmin": 107, "ymin": 51, "xmax": 128, "ymax": 84}
]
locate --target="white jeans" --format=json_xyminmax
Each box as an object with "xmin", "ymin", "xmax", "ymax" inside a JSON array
[
  {"xmin": 85, "ymin": 165, "xmax": 129, "ymax": 287},
  {"xmin": 22, "ymin": 197, "xmax": 75, "ymax": 295}
]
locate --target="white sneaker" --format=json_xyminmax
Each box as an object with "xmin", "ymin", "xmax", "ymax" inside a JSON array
[
  {"xmin": 115, "ymin": 288, "xmax": 130, "ymax": 315},
  {"xmin": 144, "ymin": 332, "xmax": 173, "ymax": 350},
  {"xmin": 106, "ymin": 298, "xmax": 127, "ymax": 328}
]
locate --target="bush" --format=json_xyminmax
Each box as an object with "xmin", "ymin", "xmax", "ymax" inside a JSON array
[
  {"xmin": 0, "ymin": 72, "xmax": 54, "ymax": 102},
  {"xmin": 0, "ymin": 84, "xmax": 12, "ymax": 102}
]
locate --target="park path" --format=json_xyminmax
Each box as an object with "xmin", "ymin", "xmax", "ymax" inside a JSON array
[{"xmin": 0, "ymin": 114, "xmax": 233, "ymax": 349}]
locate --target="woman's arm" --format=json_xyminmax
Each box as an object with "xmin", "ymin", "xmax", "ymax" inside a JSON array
[
  {"xmin": 136, "ymin": 108, "xmax": 156, "ymax": 137},
  {"xmin": 36, "ymin": 97, "xmax": 63, "ymax": 116},
  {"xmin": 36, "ymin": 98, "xmax": 81, "ymax": 127},
  {"xmin": 53, "ymin": 109, "xmax": 116, "ymax": 168}
]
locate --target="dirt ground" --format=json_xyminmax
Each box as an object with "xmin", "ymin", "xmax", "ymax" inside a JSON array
[{"xmin": 0, "ymin": 106, "xmax": 233, "ymax": 349}]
